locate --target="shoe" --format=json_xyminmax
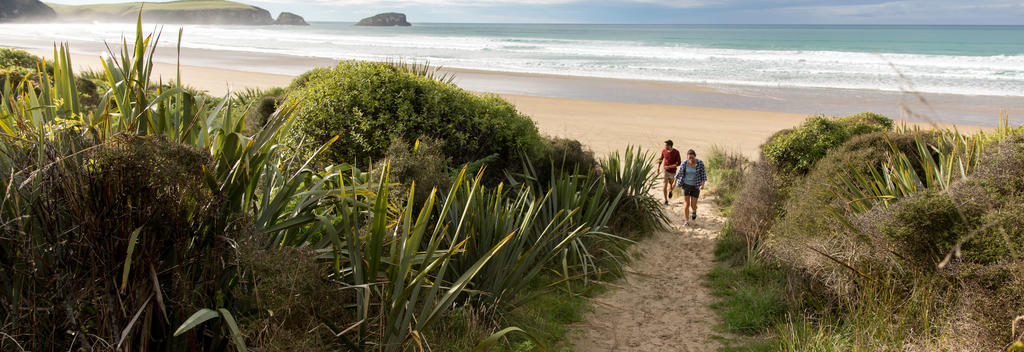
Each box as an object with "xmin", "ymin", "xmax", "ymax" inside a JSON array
[
  {"xmin": 683, "ymin": 221, "xmax": 690, "ymax": 227},
  {"xmin": 669, "ymin": 191, "xmax": 673, "ymax": 199},
  {"xmin": 691, "ymin": 213, "xmax": 697, "ymax": 221},
  {"xmin": 664, "ymin": 200, "xmax": 669, "ymax": 205}
]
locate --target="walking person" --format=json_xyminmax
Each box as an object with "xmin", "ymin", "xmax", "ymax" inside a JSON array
[
  {"xmin": 657, "ymin": 140, "xmax": 682, "ymax": 205},
  {"xmin": 675, "ymin": 149, "xmax": 706, "ymax": 226}
]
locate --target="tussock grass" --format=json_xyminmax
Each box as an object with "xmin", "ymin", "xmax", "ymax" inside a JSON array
[
  {"xmin": 0, "ymin": 16, "xmax": 666, "ymax": 351},
  {"xmin": 707, "ymin": 112, "xmax": 1024, "ymax": 351}
]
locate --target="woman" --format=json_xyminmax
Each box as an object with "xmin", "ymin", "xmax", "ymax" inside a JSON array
[{"xmin": 674, "ymin": 149, "xmax": 707, "ymax": 227}]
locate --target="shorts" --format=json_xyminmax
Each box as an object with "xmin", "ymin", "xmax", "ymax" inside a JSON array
[
  {"xmin": 663, "ymin": 171, "xmax": 676, "ymax": 183},
  {"xmin": 682, "ymin": 184, "xmax": 700, "ymax": 198}
]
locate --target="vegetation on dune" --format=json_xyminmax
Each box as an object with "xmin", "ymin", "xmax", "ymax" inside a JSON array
[
  {"xmin": 289, "ymin": 60, "xmax": 543, "ymax": 173},
  {"xmin": 706, "ymin": 113, "xmax": 1024, "ymax": 351},
  {"xmin": 0, "ymin": 18, "xmax": 665, "ymax": 351},
  {"xmin": 761, "ymin": 112, "xmax": 892, "ymax": 174}
]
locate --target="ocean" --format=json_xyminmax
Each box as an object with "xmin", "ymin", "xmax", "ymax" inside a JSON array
[{"xmin": 2, "ymin": 22, "xmax": 1022, "ymax": 98}]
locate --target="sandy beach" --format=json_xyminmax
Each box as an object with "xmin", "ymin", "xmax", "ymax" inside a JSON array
[{"xmin": 25, "ymin": 48, "xmax": 994, "ymax": 159}]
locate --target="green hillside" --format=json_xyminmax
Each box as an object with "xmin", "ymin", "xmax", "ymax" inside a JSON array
[
  {"xmin": 48, "ymin": 1, "xmax": 255, "ymax": 14},
  {"xmin": 46, "ymin": 0, "xmax": 273, "ymax": 24}
]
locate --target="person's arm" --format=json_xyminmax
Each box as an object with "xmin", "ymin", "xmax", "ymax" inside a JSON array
[
  {"xmin": 657, "ymin": 153, "xmax": 664, "ymax": 172},
  {"xmin": 697, "ymin": 160, "xmax": 708, "ymax": 189}
]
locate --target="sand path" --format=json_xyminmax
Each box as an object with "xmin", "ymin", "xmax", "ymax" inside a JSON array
[{"xmin": 569, "ymin": 195, "xmax": 726, "ymax": 351}]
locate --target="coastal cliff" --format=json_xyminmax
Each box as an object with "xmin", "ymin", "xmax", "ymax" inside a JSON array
[
  {"xmin": 47, "ymin": 0, "xmax": 306, "ymax": 26},
  {"xmin": 0, "ymin": 0, "xmax": 57, "ymax": 22},
  {"xmin": 355, "ymin": 12, "xmax": 410, "ymax": 26}
]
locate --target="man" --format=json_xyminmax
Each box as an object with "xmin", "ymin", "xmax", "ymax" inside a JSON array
[
  {"xmin": 675, "ymin": 149, "xmax": 706, "ymax": 226},
  {"xmin": 657, "ymin": 140, "xmax": 681, "ymax": 205}
]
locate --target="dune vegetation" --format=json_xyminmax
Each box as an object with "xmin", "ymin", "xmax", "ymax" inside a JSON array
[
  {"xmin": 706, "ymin": 113, "xmax": 1024, "ymax": 351},
  {"xmin": 0, "ymin": 20, "xmax": 666, "ymax": 351}
]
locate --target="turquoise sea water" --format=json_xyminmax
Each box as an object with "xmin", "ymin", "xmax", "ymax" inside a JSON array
[{"xmin": 1, "ymin": 23, "xmax": 1023, "ymax": 96}]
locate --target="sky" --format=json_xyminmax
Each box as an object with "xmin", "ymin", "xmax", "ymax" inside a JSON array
[{"xmin": 45, "ymin": 0, "xmax": 1024, "ymax": 24}]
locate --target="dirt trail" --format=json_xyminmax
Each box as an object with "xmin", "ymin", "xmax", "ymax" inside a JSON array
[{"xmin": 569, "ymin": 195, "xmax": 726, "ymax": 351}]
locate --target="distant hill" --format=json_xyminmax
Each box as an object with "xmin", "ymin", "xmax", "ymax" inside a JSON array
[
  {"xmin": 0, "ymin": 0, "xmax": 57, "ymax": 22},
  {"xmin": 47, "ymin": 0, "xmax": 307, "ymax": 26}
]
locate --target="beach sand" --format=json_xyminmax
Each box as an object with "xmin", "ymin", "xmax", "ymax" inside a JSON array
[{"xmin": 27, "ymin": 49, "xmax": 990, "ymax": 160}]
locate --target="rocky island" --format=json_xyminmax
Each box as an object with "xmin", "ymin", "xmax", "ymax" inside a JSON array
[
  {"xmin": 45, "ymin": 0, "xmax": 308, "ymax": 26},
  {"xmin": 274, "ymin": 11, "xmax": 308, "ymax": 26},
  {"xmin": 355, "ymin": 12, "xmax": 411, "ymax": 27},
  {"xmin": 0, "ymin": 0, "xmax": 57, "ymax": 22}
]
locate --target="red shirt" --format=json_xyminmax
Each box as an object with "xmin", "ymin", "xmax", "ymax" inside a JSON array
[{"xmin": 661, "ymin": 149, "xmax": 681, "ymax": 173}]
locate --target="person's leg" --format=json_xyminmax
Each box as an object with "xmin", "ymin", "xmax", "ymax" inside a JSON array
[
  {"xmin": 689, "ymin": 196, "xmax": 698, "ymax": 219},
  {"xmin": 682, "ymin": 193, "xmax": 691, "ymax": 221},
  {"xmin": 662, "ymin": 178, "xmax": 670, "ymax": 204}
]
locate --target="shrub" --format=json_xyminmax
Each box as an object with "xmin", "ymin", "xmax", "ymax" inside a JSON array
[
  {"xmin": 0, "ymin": 48, "xmax": 46, "ymax": 70},
  {"xmin": 762, "ymin": 113, "xmax": 892, "ymax": 174},
  {"xmin": 1, "ymin": 135, "xmax": 241, "ymax": 350},
  {"xmin": 237, "ymin": 245, "xmax": 353, "ymax": 351},
  {"xmin": 527, "ymin": 137, "xmax": 598, "ymax": 186},
  {"xmin": 541, "ymin": 137, "xmax": 596, "ymax": 174},
  {"xmin": 764, "ymin": 132, "xmax": 920, "ymax": 296},
  {"xmin": 882, "ymin": 190, "xmax": 977, "ymax": 268},
  {"xmin": 724, "ymin": 161, "xmax": 789, "ymax": 262},
  {"xmin": 289, "ymin": 61, "xmax": 543, "ymax": 170},
  {"xmin": 947, "ymin": 262, "xmax": 1024, "ymax": 351},
  {"xmin": 841, "ymin": 112, "xmax": 893, "ymax": 131},
  {"xmin": 385, "ymin": 137, "xmax": 451, "ymax": 208},
  {"xmin": 0, "ymin": 65, "xmax": 33, "ymax": 86},
  {"xmin": 1, "ymin": 49, "xmax": 51, "ymax": 88},
  {"xmin": 942, "ymin": 135, "xmax": 1024, "ymax": 265},
  {"xmin": 288, "ymin": 67, "xmax": 330, "ymax": 91},
  {"xmin": 249, "ymin": 95, "xmax": 282, "ymax": 127},
  {"xmin": 707, "ymin": 145, "xmax": 749, "ymax": 211},
  {"xmin": 965, "ymin": 200, "xmax": 1024, "ymax": 264}
]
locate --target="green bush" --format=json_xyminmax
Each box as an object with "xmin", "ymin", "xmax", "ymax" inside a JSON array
[
  {"xmin": 966, "ymin": 200, "xmax": 1024, "ymax": 265},
  {"xmin": 772, "ymin": 132, "xmax": 919, "ymax": 241},
  {"xmin": 0, "ymin": 49, "xmax": 52, "ymax": 88},
  {"xmin": 1, "ymin": 135, "xmax": 240, "ymax": 349},
  {"xmin": 385, "ymin": 137, "xmax": 451, "ymax": 208},
  {"xmin": 288, "ymin": 67, "xmax": 330, "ymax": 91},
  {"xmin": 762, "ymin": 113, "xmax": 892, "ymax": 174},
  {"xmin": 0, "ymin": 65, "xmax": 33, "ymax": 87},
  {"xmin": 289, "ymin": 61, "xmax": 543, "ymax": 170},
  {"xmin": 0, "ymin": 48, "xmax": 46, "ymax": 70},
  {"xmin": 526, "ymin": 137, "xmax": 597, "ymax": 186},
  {"xmin": 237, "ymin": 245, "xmax": 352, "ymax": 351},
  {"xmin": 882, "ymin": 190, "xmax": 976, "ymax": 268},
  {"xmin": 841, "ymin": 112, "xmax": 893, "ymax": 131},
  {"xmin": 249, "ymin": 95, "xmax": 281, "ymax": 127},
  {"xmin": 763, "ymin": 132, "xmax": 921, "ymax": 298},
  {"xmin": 944, "ymin": 135, "xmax": 1024, "ymax": 264}
]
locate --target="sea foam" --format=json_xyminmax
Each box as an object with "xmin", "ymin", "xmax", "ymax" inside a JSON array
[{"xmin": 2, "ymin": 22, "xmax": 1022, "ymax": 97}]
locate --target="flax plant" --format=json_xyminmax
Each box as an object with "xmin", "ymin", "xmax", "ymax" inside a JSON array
[{"xmin": 833, "ymin": 130, "xmax": 987, "ymax": 213}]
